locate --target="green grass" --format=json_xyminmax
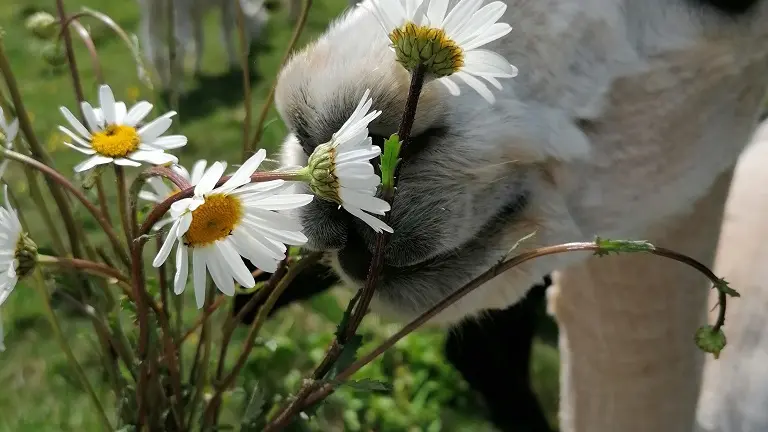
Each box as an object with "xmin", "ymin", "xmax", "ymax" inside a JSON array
[{"xmin": 0, "ymin": 0, "xmax": 561, "ymax": 430}]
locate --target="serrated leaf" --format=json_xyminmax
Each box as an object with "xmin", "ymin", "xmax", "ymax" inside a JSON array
[
  {"xmin": 380, "ymin": 133, "xmax": 402, "ymax": 191},
  {"xmin": 326, "ymin": 334, "xmax": 363, "ymax": 380},
  {"xmin": 242, "ymin": 384, "xmax": 266, "ymax": 425},
  {"xmin": 335, "ymin": 290, "xmax": 362, "ymax": 340},
  {"xmin": 337, "ymin": 378, "xmax": 390, "ymax": 392},
  {"xmin": 594, "ymin": 237, "xmax": 655, "ymax": 257},
  {"xmin": 695, "ymin": 325, "xmax": 727, "ymax": 359},
  {"xmin": 714, "ymin": 278, "xmax": 740, "ymax": 298}
]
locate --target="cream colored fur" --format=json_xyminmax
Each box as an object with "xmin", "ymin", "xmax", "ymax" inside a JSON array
[{"xmin": 273, "ymin": 0, "xmax": 768, "ymax": 430}]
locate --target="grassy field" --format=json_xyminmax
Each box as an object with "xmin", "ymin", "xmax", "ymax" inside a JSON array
[{"xmin": 0, "ymin": 0, "xmax": 560, "ymax": 430}]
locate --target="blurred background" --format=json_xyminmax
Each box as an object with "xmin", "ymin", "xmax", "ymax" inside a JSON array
[{"xmin": 0, "ymin": 0, "xmax": 560, "ymax": 430}]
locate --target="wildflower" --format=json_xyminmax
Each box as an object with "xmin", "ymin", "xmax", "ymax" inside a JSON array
[
  {"xmin": 152, "ymin": 150, "xmax": 313, "ymax": 308},
  {"xmin": 365, "ymin": 0, "xmax": 518, "ymax": 103},
  {"xmin": 59, "ymin": 84, "xmax": 187, "ymax": 172},
  {"xmin": 139, "ymin": 160, "xmax": 227, "ymax": 230},
  {"xmin": 0, "ymin": 185, "xmax": 38, "ymax": 351},
  {"xmin": 303, "ymin": 89, "xmax": 393, "ymax": 233},
  {"xmin": 0, "ymin": 107, "xmax": 19, "ymax": 181}
]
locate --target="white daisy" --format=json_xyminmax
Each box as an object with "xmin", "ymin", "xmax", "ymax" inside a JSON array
[
  {"xmin": 364, "ymin": 0, "xmax": 518, "ymax": 103},
  {"xmin": 58, "ymin": 84, "xmax": 188, "ymax": 172},
  {"xmin": 304, "ymin": 89, "xmax": 393, "ymax": 233},
  {"xmin": 152, "ymin": 149, "xmax": 314, "ymax": 309},
  {"xmin": 139, "ymin": 160, "xmax": 227, "ymax": 230},
  {"xmin": 0, "ymin": 185, "xmax": 34, "ymax": 351},
  {"xmin": 0, "ymin": 107, "xmax": 19, "ymax": 181}
]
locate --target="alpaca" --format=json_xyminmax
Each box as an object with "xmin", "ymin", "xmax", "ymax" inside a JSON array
[
  {"xmin": 136, "ymin": 0, "xmax": 269, "ymax": 91},
  {"xmin": 270, "ymin": 0, "xmax": 768, "ymax": 430}
]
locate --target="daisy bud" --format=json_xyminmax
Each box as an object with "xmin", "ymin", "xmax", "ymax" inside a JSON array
[
  {"xmin": 390, "ymin": 23, "xmax": 464, "ymax": 77},
  {"xmin": 303, "ymin": 142, "xmax": 341, "ymax": 204},
  {"xmin": 25, "ymin": 12, "xmax": 58, "ymax": 40},
  {"xmin": 41, "ymin": 42, "xmax": 67, "ymax": 67},
  {"xmin": 14, "ymin": 232, "xmax": 38, "ymax": 279}
]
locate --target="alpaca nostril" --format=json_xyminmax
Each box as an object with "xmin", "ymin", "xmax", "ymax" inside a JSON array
[{"xmin": 299, "ymin": 197, "xmax": 351, "ymax": 250}]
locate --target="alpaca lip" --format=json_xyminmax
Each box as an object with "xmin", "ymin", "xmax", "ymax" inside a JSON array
[{"xmin": 335, "ymin": 192, "xmax": 529, "ymax": 283}]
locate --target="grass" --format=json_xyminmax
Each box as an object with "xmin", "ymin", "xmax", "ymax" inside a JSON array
[{"xmin": 0, "ymin": 0, "xmax": 561, "ymax": 430}]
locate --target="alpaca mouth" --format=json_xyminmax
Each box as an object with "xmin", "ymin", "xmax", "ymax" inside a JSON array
[{"xmin": 335, "ymin": 192, "xmax": 530, "ymax": 283}]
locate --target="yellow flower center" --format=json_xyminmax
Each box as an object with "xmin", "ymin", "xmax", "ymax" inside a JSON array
[
  {"xmin": 184, "ymin": 194, "xmax": 243, "ymax": 247},
  {"xmin": 389, "ymin": 22, "xmax": 464, "ymax": 76},
  {"xmin": 90, "ymin": 124, "xmax": 140, "ymax": 158}
]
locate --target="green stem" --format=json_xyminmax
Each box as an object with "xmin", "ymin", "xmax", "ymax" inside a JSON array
[{"xmin": 31, "ymin": 270, "xmax": 114, "ymax": 431}]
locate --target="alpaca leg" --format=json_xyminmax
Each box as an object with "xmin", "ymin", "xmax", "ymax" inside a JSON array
[
  {"xmin": 551, "ymin": 168, "xmax": 734, "ymax": 432},
  {"xmin": 696, "ymin": 122, "xmax": 768, "ymax": 432}
]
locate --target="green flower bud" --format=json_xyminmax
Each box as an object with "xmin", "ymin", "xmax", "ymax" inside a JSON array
[
  {"xmin": 41, "ymin": 42, "xmax": 67, "ymax": 67},
  {"xmin": 304, "ymin": 142, "xmax": 341, "ymax": 204},
  {"xmin": 14, "ymin": 232, "xmax": 37, "ymax": 279},
  {"xmin": 25, "ymin": 12, "xmax": 58, "ymax": 40},
  {"xmin": 389, "ymin": 23, "xmax": 464, "ymax": 76}
]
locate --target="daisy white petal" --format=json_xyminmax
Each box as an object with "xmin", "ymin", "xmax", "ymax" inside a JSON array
[
  {"xmin": 62, "ymin": 142, "xmax": 96, "ymax": 155},
  {"xmin": 344, "ymin": 205, "xmax": 393, "ymax": 233},
  {"xmin": 189, "ymin": 160, "xmax": 209, "ymax": 184},
  {"xmin": 57, "ymin": 125, "xmax": 92, "ymax": 148},
  {"xmin": 59, "ymin": 106, "xmax": 91, "ymax": 139},
  {"xmin": 113, "ymin": 158, "xmax": 143, "ymax": 167},
  {"xmin": 455, "ymin": 71, "xmax": 495, "ymax": 103},
  {"xmin": 216, "ymin": 240, "xmax": 255, "ymax": 289},
  {"xmin": 192, "ymin": 248, "xmax": 207, "ymax": 309},
  {"xmin": 124, "ymin": 101, "xmax": 153, "ymax": 127},
  {"xmin": 138, "ymin": 111, "xmax": 176, "ymax": 143},
  {"xmin": 74, "ymin": 155, "xmax": 113, "ymax": 172},
  {"xmin": 153, "ymin": 218, "xmax": 180, "ymax": 267},
  {"xmin": 99, "ymin": 85, "xmax": 117, "ymax": 125},
  {"xmin": 195, "ymin": 162, "xmax": 225, "ymax": 196},
  {"xmin": 215, "ymin": 149, "xmax": 266, "ymax": 193},
  {"xmin": 127, "ymin": 150, "xmax": 177, "ymax": 165},
  {"xmin": 147, "ymin": 135, "xmax": 188, "ymax": 150},
  {"xmin": 173, "ymin": 243, "xmax": 188, "ymax": 294}
]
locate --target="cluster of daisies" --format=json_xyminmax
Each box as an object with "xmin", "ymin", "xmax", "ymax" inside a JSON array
[{"xmin": 0, "ymin": 0, "xmax": 518, "ymax": 316}]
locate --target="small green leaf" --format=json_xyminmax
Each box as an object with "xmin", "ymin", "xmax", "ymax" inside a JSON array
[
  {"xmin": 380, "ymin": 133, "xmax": 402, "ymax": 191},
  {"xmin": 594, "ymin": 237, "xmax": 655, "ymax": 256},
  {"xmin": 241, "ymin": 384, "xmax": 266, "ymax": 425},
  {"xmin": 695, "ymin": 325, "xmax": 727, "ymax": 359},
  {"xmin": 81, "ymin": 164, "xmax": 107, "ymax": 190},
  {"xmin": 335, "ymin": 290, "xmax": 362, "ymax": 340},
  {"xmin": 327, "ymin": 334, "xmax": 363, "ymax": 380},
  {"xmin": 337, "ymin": 378, "xmax": 390, "ymax": 392},
  {"xmin": 714, "ymin": 278, "xmax": 740, "ymax": 298}
]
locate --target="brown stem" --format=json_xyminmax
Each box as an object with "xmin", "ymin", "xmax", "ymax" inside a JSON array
[
  {"xmin": 279, "ymin": 242, "xmax": 732, "ymax": 421},
  {"xmin": 55, "ymin": 0, "xmax": 87, "ymax": 120},
  {"xmin": 0, "ymin": 39, "xmax": 85, "ymax": 262},
  {"xmin": 245, "ymin": 0, "xmax": 312, "ymax": 157},
  {"xmin": 0, "ymin": 149, "xmax": 130, "ymax": 265},
  {"xmin": 201, "ymin": 252, "xmax": 323, "ymax": 421},
  {"xmin": 180, "ymin": 295, "xmax": 227, "ymax": 342},
  {"xmin": 67, "ymin": 19, "xmax": 105, "ymax": 85}
]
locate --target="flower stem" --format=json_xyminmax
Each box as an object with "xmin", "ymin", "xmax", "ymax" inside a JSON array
[
  {"xmin": 54, "ymin": 0, "xmax": 88, "ymax": 120},
  {"xmin": 0, "ymin": 38, "xmax": 86, "ymax": 263},
  {"xmin": 245, "ymin": 0, "xmax": 313, "ymax": 158},
  {"xmin": 138, "ymin": 170, "xmax": 306, "ymax": 236},
  {"xmin": 31, "ymin": 269, "xmax": 114, "ymax": 431},
  {"xmin": 272, "ymin": 241, "xmax": 733, "ymax": 422},
  {"xmin": 0, "ymin": 148, "xmax": 129, "ymax": 265},
  {"xmin": 202, "ymin": 252, "xmax": 323, "ymax": 422},
  {"xmin": 264, "ymin": 64, "xmax": 428, "ymax": 431}
]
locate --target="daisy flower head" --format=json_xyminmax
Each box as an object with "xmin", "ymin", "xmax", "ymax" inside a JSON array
[
  {"xmin": 0, "ymin": 185, "xmax": 38, "ymax": 350},
  {"xmin": 364, "ymin": 0, "xmax": 518, "ymax": 103},
  {"xmin": 152, "ymin": 149, "xmax": 314, "ymax": 309},
  {"xmin": 303, "ymin": 89, "xmax": 393, "ymax": 234},
  {"xmin": 139, "ymin": 160, "xmax": 227, "ymax": 230},
  {"xmin": 58, "ymin": 84, "xmax": 188, "ymax": 172},
  {"xmin": 0, "ymin": 107, "xmax": 19, "ymax": 181}
]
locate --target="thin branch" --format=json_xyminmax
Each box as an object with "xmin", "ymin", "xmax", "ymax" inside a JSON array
[{"xmin": 245, "ymin": 0, "xmax": 313, "ymax": 157}]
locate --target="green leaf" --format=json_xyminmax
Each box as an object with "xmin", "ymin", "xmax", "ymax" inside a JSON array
[
  {"xmin": 327, "ymin": 334, "xmax": 363, "ymax": 380},
  {"xmin": 594, "ymin": 237, "xmax": 655, "ymax": 257},
  {"xmin": 335, "ymin": 290, "xmax": 362, "ymax": 340},
  {"xmin": 241, "ymin": 384, "xmax": 266, "ymax": 425},
  {"xmin": 714, "ymin": 278, "xmax": 740, "ymax": 297},
  {"xmin": 695, "ymin": 325, "xmax": 727, "ymax": 359},
  {"xmin": 337, "ymin": 378, "xmax": 390, "ymax": 392},
  {"xmin": 380, "ymin": 133, "xmax": 402, "ymax": 191}
]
